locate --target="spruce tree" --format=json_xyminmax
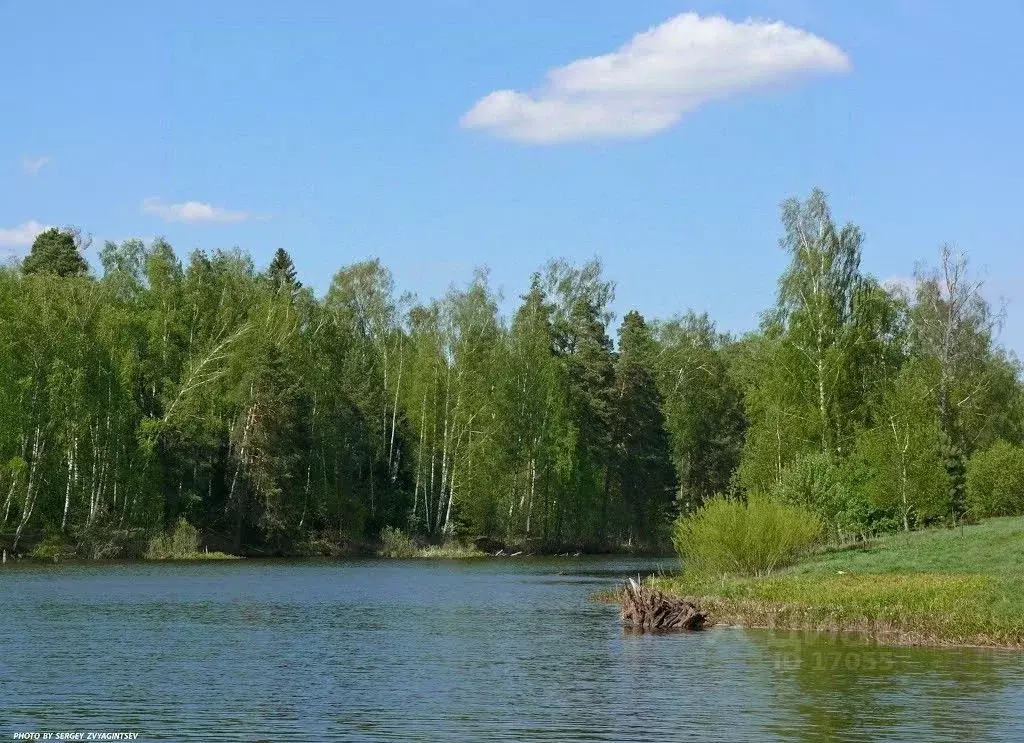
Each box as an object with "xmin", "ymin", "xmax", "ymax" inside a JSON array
[
  {"xmin": 267, "ymin": 248, "xmax": 301, "ymax": 292},
  {"xmin": 22, "ymin": 228, "xmax": 88, "ymax": 277},
  {"xmin": 613, "ymin": 311, "xmax": 675, "ymax": 544}
]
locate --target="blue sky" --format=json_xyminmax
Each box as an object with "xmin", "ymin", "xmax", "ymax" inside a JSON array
[{"xmin": 3, "ymin": 1, "xmax": 1024, "ymax": 352}]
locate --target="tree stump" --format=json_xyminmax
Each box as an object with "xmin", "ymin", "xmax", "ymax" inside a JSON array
[{"xmin": 620, "ymin": 578, "xmax": 706, "ymax": 632}]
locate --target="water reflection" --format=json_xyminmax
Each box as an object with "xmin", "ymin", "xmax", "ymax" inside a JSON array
[
  {"xmin": 748, "ymin": 629, "xmax": 1023, "ymax": 742},
  {"xmin": 2, "ymin": 559, "xmax": 1022, "ymax": 742}
]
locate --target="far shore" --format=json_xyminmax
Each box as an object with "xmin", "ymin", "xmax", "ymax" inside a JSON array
[{"xmin": 0, "ymin": 543, "xmax": 673, "ymax": 564}]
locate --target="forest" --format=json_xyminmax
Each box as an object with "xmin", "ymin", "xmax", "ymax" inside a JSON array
[{"xmin": 1, "ymin": 188, "xmax": 1021, "ymax": 558}]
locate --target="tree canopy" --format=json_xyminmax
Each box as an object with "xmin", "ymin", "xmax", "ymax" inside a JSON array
[
  {"xmin": 22, "ymin": 228, "xmax": 89, "ymax": 277},
  {"xmin": 2, "ymin": 189, "xmax": 1021, "ymax": 557}
]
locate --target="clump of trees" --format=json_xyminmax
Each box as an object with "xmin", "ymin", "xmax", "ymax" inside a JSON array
[
  {"xmin": 1, "ymin": 188, "xmax": 1021, "ymax": 557},
  {"xmin": 738, "ymin": 191, "xmax": 1020, "ymax": 539}
]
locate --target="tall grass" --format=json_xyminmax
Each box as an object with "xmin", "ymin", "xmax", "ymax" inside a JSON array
[
  {"xmin": 377, "ymin": 527, "xmax": 485, "ymax": 558},
  {"xmin": 674, "ymin": 492, "xmax": 822, "ymax": 576},
  {"xmin": 145, "ymin": 519, "xmax": 234, "ymax": 560},
  {"xmin": 378, "ymin": 526, "xmax": 418, "ymax": 558}
]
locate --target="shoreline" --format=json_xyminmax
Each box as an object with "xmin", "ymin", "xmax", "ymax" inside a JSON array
[
  {"xmin": 0, "ymin": 549, "xmax": 674, "ymax": 566},
  {"xmin": 603, "ymin": 517, "xmax": 1024, "ymax": 651},
  {"xmin": 598, "ymin": 581, "xmax": 1024, "ymax": 650},
  {"xmin": 662, "ymin": 591, "xmax": 1024, "ymax": 650},
  {"xmin": 3, "ymin": 526, "xmax": 673, "ymax": 563}
]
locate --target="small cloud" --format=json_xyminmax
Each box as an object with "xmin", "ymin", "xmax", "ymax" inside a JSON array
[
  {"xmin": 0, "ymin": 220, "xmax": 49, "ymax": 248},
  {"xmin": 461, "ymin": 12, "xmax": 850, "ymax": 143},
  {"xmin": 22, "ymin": 156, "xmax": 51, "ymax": 176},
  {"xmin": 141, "ymin": 197, "xmax": 249, "ymax": 224}
]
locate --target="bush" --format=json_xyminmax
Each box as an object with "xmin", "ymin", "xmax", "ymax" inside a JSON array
[
  {"xmin": 146, "ymin": 518, "xmax": 200, "ymax": 559},
  {"xmin": 30, "ymin": 526, "xmax": 150, "ymax": 560},
  {"xmin": 673, "ymin": 492, "xmax": 822, "ymax": 577},
  {"xmin": 378, "ymin": 526, "xmax": 418, "ymax": 558},
  {"xmin": 967, "ymin": 441, "xmax": 1024, "ymax": 518},
  {"xmin": 773, "ymin": 451, "xmax": 843, "ymax": 513},
  {"xmin": 28, "ymin": 532, "xmax": 77, "ymax": 561},
  {"xmin": 774, "ymin": 453, "xmax": 903, "ymax": 542}
]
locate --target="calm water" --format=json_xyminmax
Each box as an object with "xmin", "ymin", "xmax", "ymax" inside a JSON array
[{"xmin": 2, "ymin": 558, "xmax": 1024, "ymax": 742}]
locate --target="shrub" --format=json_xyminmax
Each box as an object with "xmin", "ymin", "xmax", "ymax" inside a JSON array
[
  {"xmin": 378, "ymin": 526, "xmax": 418, "ymax": 558},
  {"xmin": 673, "ymin": 492, "xmax": 822, "ymax": 576},
  {"xmin": 146, "ymin": 518, "xmax": 200, "ymax": 559},
  {"xmin": 28, "ymin": 532, "xmax": 77, "ymax": 561},
  {"xmin": 31, "ymin": 526, "xmax": 150, "ymax": 560},
  {"xmin": 967, "ymin": 441, "xmax": 1024, "ymax": 518},
  {"xmin": 774, "ymin": 454, "xmax": 903, "ymax": 542},
  {"xmin": 773, "ymin": 451, "xmax": 844, "ymax": 514},
  {"xmin": 416, "ymin": 542, "xmax": 485, "ymax": 559}
]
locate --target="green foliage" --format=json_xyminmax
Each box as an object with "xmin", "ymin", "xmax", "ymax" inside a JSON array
[
  {"xmin": 852, "ymin": 362, "xmax": 951, "ymax": 529},
  {"xmin": 771, "ymin": 188, "xmax": 868, "ymax": 455},
  {"xmin": 146, "ymin": 519, "xmax": 201, "ymax": 559},
  {"xmin": 773, "ymin": 451, "xmax": 842, "ymax": 515},
  {"xmin": 22, "ymin": 227, "xmax": 89, "ymax": 277},
  {"xmin": 378, "ymin": 526, "xmax": 418, "ymax": 558},
  {"xmin": 611, "ymin": 311, "xmax": 675, "ymax": 546},
  {"xmin": 673, "ymin": 492, "xmax": 822, "ymax": 576},
  {"xmin": 28, "ymin": 532, "xmax": 77, "ymax": 561},
  {"xmin": 266, "ymin": 247, "xmax": 301, "ymax": 292},
  {"xmin": 653, "ymin": 516, "xmax": 1024, "ymax": 647},
  {"xmin": 739, "ymin": 190, "xmax": 905, "ymax": 495},
  {"xmin": 653, "ymin": 313, "xmax": 746, "ymax": 511},
  {"xmin": 2, "ymin": 189, "xmax": 1021, "ymax": 561},
  {"xmin": 967, "ymin": 441, "xmax": 1024, "ymax": 517},
  {"xmin": 773, "ymin": 449, "xmax": 899, "ymax": 540}
]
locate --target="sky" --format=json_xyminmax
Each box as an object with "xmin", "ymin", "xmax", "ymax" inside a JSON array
[{"xmin": 3, "ymin": 0, "xmax": 1024, "ymax": 352}]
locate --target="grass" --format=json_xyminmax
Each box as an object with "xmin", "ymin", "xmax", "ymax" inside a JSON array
[
  {"xmin": 145, "ymin": 519, "xmax": 239, "ymax": 560},
  {"xmin": 146, "ymin": 549, "xmax": 239, "ymax": 561},
  {"xmin": 650, "ymin": 516, "xmax": 1024, "ymax": 648},
  {"xmin": 376, "ymin": 542, "xmax": 487, "ymax": 559},
  {"xmin": 377, "ymin": 526, "xmax": 486, "ymax": 559},
  {"xmin": 412, "ymin": 543, "xmax": 487, "ymax": 559}
]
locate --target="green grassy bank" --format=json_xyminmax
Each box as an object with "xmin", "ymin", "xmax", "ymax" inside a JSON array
[{"xmin": 651, "ymin": 517, "xmax": 1024, "ymax": 648}]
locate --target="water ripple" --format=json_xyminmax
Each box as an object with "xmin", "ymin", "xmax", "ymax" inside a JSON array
[{"xmin": 2, "ymin": 559, "xmax": 1023, "ymax": 742}]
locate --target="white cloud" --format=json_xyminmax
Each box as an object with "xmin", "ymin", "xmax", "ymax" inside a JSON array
[
  {"xmin": 22, "ymin": 156, "xmax": 51, "ymax": 176},
  {"xmin": 0, "ymin": 220, "xmax": 49, "ymax": 248},
  {"xmin": 141, "ymin": 198, "xmax": 249, "ymax": 224},
  {"xmin": 461, "ymin": 12, "xmax": 851, "ymax": 143}
]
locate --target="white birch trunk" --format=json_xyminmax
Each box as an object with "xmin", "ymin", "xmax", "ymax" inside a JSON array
[
  {"xmin": 13, "ymin": 426, "xmax": 45, "ymax": 552},
  {"xmin": 387, "ymin": 342, "xmax": 403, "ymax": 482}
]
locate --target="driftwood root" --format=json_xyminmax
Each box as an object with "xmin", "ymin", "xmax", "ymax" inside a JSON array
[{"xmin": 620, "ymin": 578, "xmax": 706, "ymax": 632}]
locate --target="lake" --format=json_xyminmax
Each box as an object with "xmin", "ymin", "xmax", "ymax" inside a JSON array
[{"xmin": 3, "ymin": 558, "xmax": 1024, "ymax": 742}]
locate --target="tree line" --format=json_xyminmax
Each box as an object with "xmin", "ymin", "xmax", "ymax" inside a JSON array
[{"xmin": 1, "ymin": 188, "xmax": 1020, "ymax": 557}]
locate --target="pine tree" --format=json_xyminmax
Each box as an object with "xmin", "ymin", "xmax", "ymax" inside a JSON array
[
  {"xmin": 267, "ymin": 248, "xmax": 301, "ymax": 292},
  {"xmin": 22, "ymin": 228, "xmax": 89, "ymax": 278},
  {"xmin": 654, "ymin": 313, "xmax": 746, "ymax": 510},
  {"xmin": 613, "ymin": 311, "xmax": 675, "ymax": 545},
  {"xmin": 563, "ymin": 296, "xmax": 616, "ymax": 544}
]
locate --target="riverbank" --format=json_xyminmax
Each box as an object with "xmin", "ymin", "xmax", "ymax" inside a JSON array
[
  {"xmin": 2, "ymin": 536, "xmax": 644, "ymax": 563},
  {"xmin": 647, "ymin": 516, "xmax": 1024, "ymax": 649}
]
